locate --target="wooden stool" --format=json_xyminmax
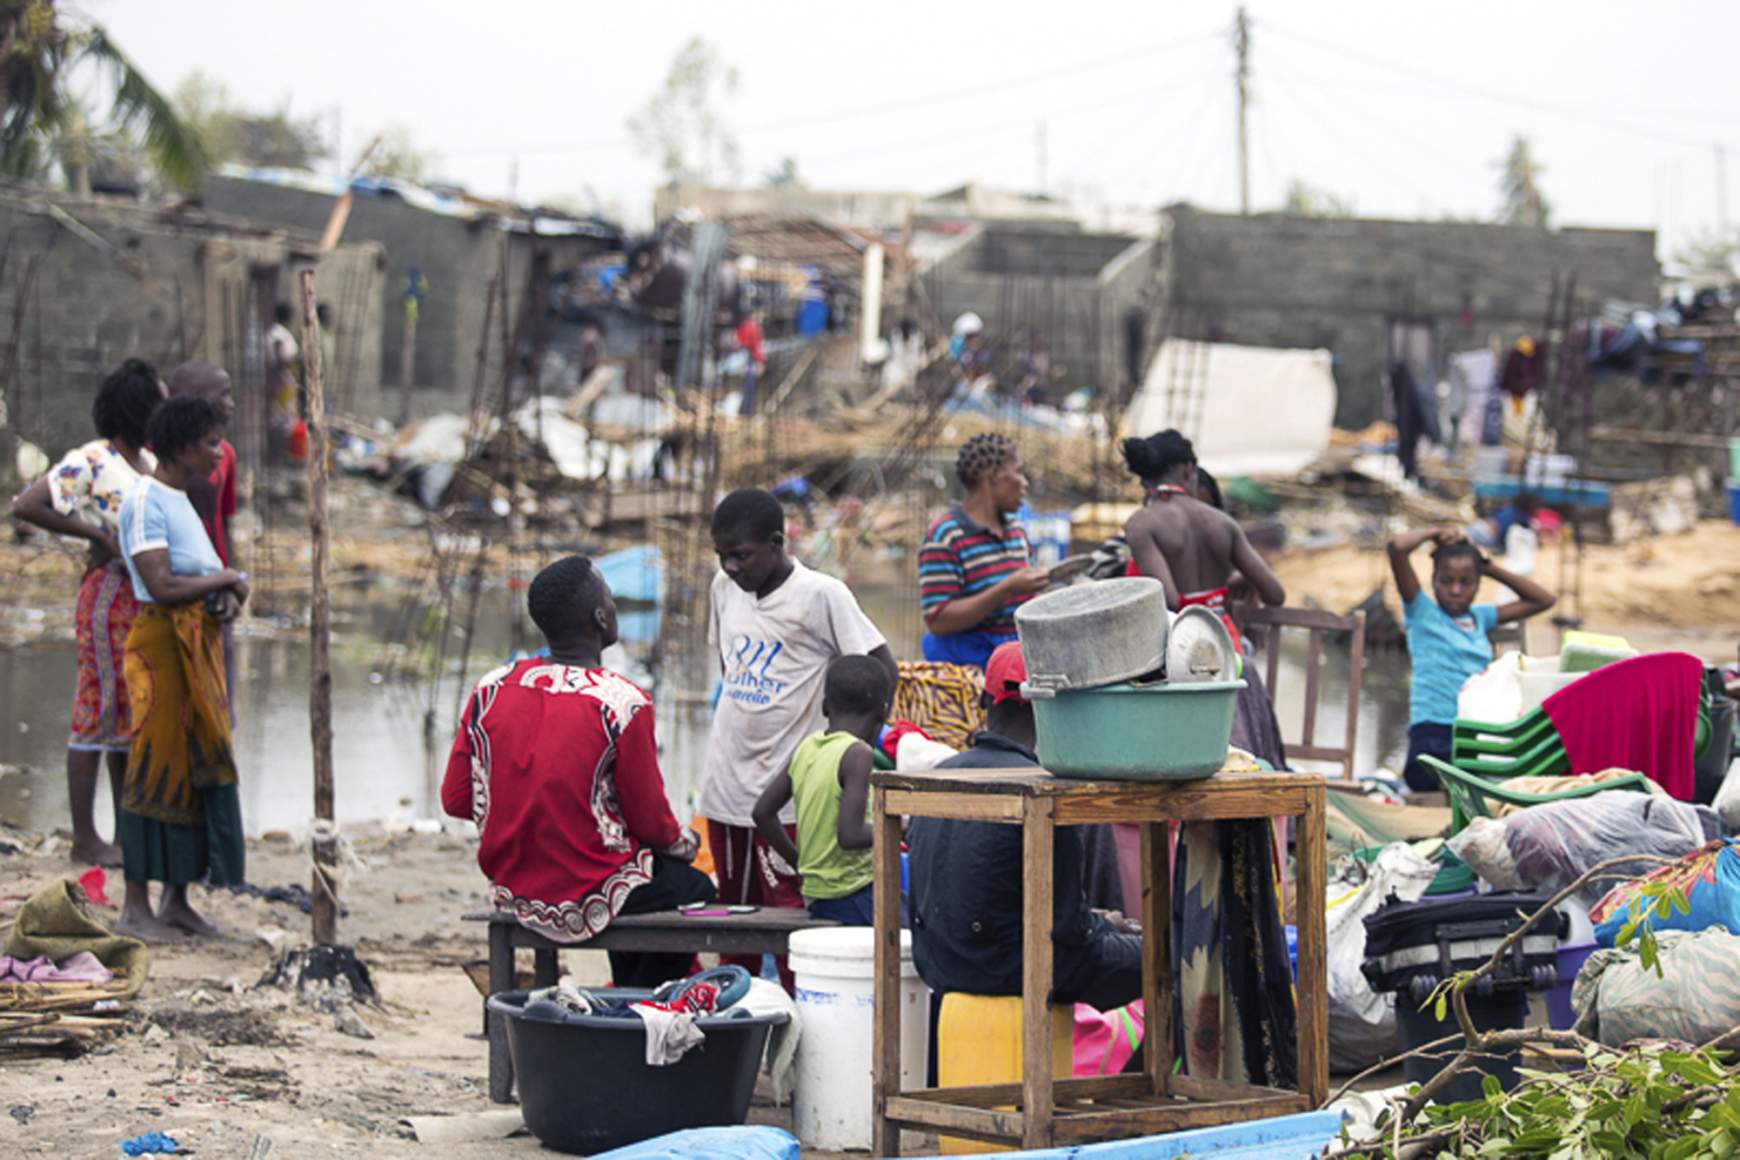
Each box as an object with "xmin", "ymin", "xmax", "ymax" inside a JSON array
[
  {"xmin": 870, "ymin": 767, "xmax": 1328, "ymax": 1154},
  {"xmin": 937, "ymin": 994, "xmax": 1072, "ymax": 1154}
]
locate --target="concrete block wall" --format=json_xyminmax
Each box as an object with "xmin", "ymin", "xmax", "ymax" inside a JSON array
[{"xmin": 1161, "ymin": 207, "xmax": 1660, "ymax": 427}]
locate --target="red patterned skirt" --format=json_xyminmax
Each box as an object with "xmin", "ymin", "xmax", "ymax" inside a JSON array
[{"xmin": 70, "ymin": 561, "xmax": 139, "ymax": 752}]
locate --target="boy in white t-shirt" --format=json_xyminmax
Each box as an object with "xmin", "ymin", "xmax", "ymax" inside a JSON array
[{"xmin": 700, "ymin": 488, "xmax": 897, "ymax": 990}]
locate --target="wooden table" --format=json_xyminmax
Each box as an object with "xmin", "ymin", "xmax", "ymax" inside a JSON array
[
  {"xmin": 870, "ymin": 768, "xmax": 1327, "ymax": 1154},
  {"xmin": 462, "ymin": 906, "xmax": 836, "ymax": 1102}
]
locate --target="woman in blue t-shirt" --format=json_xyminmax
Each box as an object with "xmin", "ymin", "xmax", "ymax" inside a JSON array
[{"xmin": 1388, "ymin": 525, "xmax": 1556, "ymax": 791}]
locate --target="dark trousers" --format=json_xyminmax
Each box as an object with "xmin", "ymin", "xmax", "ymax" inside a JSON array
[
  {"xmin": 608, "ymin": 855, "xmax": 716, "ymax": 989},
  {"xmin": 1403, "ymin": 722, "xmax": 1455, "ymax": 792},
  {"xmin": 1056, "ymin": 926, "xmax": 1145, "ymax": 1012}
]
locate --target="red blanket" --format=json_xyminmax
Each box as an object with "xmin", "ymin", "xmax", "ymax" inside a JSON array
[{"xmin": 1543, "ymin": 652, "xmax": 1703, "ymax": 801}]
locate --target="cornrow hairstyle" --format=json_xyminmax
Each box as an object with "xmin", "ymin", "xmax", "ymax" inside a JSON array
[
  {"xmin": 956, "ymin": 433, "xmax": 1017, "ymax": 488},
  {"xmin": 1431, "ymin": 540, "xmax": 1485, "ymax": 571}
]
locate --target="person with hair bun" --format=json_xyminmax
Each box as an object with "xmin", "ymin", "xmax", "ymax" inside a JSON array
[
  {"xmin": 1388, "ymin": 525, "xmax": 1556, "ymax": 791},
  {"xmin": 918, "ymin": 433, "xmax": 1049, "ymax": 669},
  {"xmin": 9, "ymin": 358, "xmax": 166, "ymax": 866}
]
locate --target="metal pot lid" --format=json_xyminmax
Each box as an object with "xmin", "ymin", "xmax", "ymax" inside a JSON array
[{"xmin": 1166, "ymin": 606, "xmax": 1238, "ymax": 683}]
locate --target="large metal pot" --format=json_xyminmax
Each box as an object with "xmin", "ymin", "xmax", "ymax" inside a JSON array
[{"xmin": 1016, "ymin": 576, "xmax": 1169, "ymax": 695}]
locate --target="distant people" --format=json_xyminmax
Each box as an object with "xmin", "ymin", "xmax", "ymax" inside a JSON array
[
  {"xmin": 699, "ymin": 488, "xmax": 896, "ymax": 990},
  {"xmin": 907, "ymin": 642, "xmax": 1142, "ymax": 1009},
  {"xmin": 733, "ymin": 309, "xmax": 767, "ymax": 416},
  {"xmin": 1388, "ymin": 526, "xmax": 1556, "ymax": 791},
  {"xmin": 315, "ymin": 302, "xmax": 339, "ymax": 403},
  {"xmin": 441, "ymin": 556, "xmax": 711, "ymax": 987},
  {"xmin": 116, "ymin": 396, "xmax": 250, "ymax": 942},
  {"xmin": 266, "ymin": 302, "xmax": 300, "ymax": 442},
  {"xmin": 8, "ymin": 359, "xmax": 166, "ymax": 866},
  {"xmin": 169, "ymin": 362, "xmax": 241, "ymax": 717},
  {"xmin": 1469, "ymin": 492, "xmax": 1541, "ymax": 553},
  {"xmin": 752, "ymin": 655, "xmax": 894, "ymax": 927},
  {"xmin": 1121, "ymin": 430, "xmax": 1285, "ymax": 645},
  {"xmin": 919, "ymin": 434, "xmax": 1049, "ymax": 670}
]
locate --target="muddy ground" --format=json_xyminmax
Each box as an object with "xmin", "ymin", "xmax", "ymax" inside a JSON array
[{"xmin": 0, "ymin": 830, "xmax": 862, "ymax": 1159}]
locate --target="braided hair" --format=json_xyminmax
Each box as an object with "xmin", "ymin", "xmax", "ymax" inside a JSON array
[
  {"xmin": 956, "ymin": 433, "xmax": 1017, "ymax": 489},
  {"xmin": 1120, "ymin": 429, "xmax": 1195, "ymax": 483}
]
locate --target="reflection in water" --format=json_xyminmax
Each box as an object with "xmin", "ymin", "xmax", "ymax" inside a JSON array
[{"xmin": 0, "ymin": 583, "xmax": 1411, "ymax": 837}]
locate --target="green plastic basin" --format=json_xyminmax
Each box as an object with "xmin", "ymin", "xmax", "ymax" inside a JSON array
[{"xmin": 1032, "ymin": 679, "xmax": 1246, "ymax": 780}]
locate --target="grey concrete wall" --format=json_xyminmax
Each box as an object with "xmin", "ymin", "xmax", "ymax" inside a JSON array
[
  {"xmin": 1161, "ymin": 207, "xmax": 1660, "ymax": 427},
  {"xmin": 925, "ymin": 227, "xmax": 1158, "ymax": 391},
  {"xmin": 205, "ymin": 177, "xmax": 609, "ymax": 417},
  {"xmin": 0, "ymin": 189, "xmax": 383, "ymax": 460}
]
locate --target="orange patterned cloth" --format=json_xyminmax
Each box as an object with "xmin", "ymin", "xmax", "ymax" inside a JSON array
[
  {"xmin": 892, "ymin": 661, "xmax": 985, "ymax": 751},
  {"xmin": 122, "ymin": 602, "xmax": 235, "ymax": 827}
]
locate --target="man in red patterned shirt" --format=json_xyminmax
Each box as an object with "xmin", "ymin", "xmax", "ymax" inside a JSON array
[{"xmin": 443, "ymin": 556, "xmax": 713, "ymax": 987}]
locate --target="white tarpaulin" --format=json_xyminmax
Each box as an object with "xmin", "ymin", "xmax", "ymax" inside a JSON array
[{"xmin": 1123, "ymin": 341, "xmax": 1337, "ymax": 476}]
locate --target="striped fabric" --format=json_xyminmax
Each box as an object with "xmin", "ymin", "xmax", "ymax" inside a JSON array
[{"xmin": 918, "ymin": 503, "xmax": 1033, "ymax": 632}]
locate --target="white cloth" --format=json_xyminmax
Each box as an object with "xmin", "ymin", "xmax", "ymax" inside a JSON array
[
  {"xmin": 632, "ymin": 1004, "xmax": 705, "ymax": 1066},
  {"xmin": 698, "ymin": 561, "xmax": 886, "ymax": 827},
  {"xmin": 46, "ymin": 439, "xmax": 152, "ymax": 536},
  {"xmin": 895, "ymin": 734, "xmax": 958, "ymax": 771},
  {"xmin": 738, "ymin": 977, "xmax": 801, "ymax": 1103}
]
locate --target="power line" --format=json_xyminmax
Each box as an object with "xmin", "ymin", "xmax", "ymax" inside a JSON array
[
  {"xmin": 1263, "ymin": 18, "xmax": 1740, "ymax": 152},
  {"xmin": 1266, "ymin": 68, "xmax": 1447, "ymax": 215},
  {"xmin": 430, "ymin": 26, "xmax": 1228, "ymax": 162}
]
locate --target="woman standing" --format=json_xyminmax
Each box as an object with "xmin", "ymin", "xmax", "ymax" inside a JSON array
[
  {"xmin": 917, "ymin": 433, "xmax": 1050, "ymax": 669},
  {"xmin": 116, "ymin": 396, "xmax": 250, "ymax": 942},
  {"xmin": 9, "ymin": 359, "xmax": 165, "ymax": 866}
]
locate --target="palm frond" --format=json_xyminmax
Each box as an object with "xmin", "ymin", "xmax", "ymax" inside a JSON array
[{"xmin": 75, "ymin": 23, "xmax": 205, "ymax": 190}]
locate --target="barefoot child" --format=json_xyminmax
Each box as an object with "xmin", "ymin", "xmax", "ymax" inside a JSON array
[
  {"xmin": 1388, "ymin": 525, "xmax": 1556, "ymax": 791},
  {"xmin": 751, "ymin": 656, "xmax": 894, "ymax": 926}
]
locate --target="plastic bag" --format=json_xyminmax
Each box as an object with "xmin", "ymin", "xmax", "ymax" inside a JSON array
[
  {"xmin": 1713, "ymin": 757, "xmax": 1740, "ymax": 832},
  {"xmin": 1325, "ymin": 842, "xmax": 1439, "ymax": 1072},
  {"xmin": 1447, "ymin": 790, "xmax": 1718, "ymax": 906},
  {"xmin": 1572, "ymin": 928, "xmax": 1740, "ymax": 1045},
  {"xmin": 1590, "ymin": 838, "xmax": 1740, "ymax": 946}
]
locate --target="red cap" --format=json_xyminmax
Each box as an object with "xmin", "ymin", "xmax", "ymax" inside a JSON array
[{"xmin": 984, "ymin": 641, "xmax": 1028, "ymax": 705}]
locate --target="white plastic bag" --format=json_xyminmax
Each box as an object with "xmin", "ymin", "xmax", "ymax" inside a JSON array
[{"xmin": 1326, "ymin": 842, "xmax": 1439, "ymax": 1072}]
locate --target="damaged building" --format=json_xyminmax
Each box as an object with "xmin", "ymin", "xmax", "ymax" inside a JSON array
[
  {"xmin": 0, "ymin": 182, "xmax": 384, "ymax": 466},
  {"xmin": 1155, "ymin": 205, "xmax": 1661, "ymax": 427}
]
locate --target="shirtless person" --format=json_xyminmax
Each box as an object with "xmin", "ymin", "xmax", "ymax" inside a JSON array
[{"xmin": 1121, "ymin": 429, "xmax": 1284, "ymax": 628}]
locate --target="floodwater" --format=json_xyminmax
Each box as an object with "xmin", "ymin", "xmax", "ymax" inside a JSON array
[{"xmin": 0, "ymin": 582, "xmax": 1411, "ymax": 839}]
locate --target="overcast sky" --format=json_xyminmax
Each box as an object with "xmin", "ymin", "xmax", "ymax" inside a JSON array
[{"xmin": 90, "ymin": 0, "xmax": 1740, "ymax": 257}]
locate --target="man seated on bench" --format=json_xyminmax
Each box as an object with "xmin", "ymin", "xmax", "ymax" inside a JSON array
[
  {"xmin": 442, "ymin": 555, "xmax": 713, "ymax": 987},
  {"xmin": 906, "ymin": 642, "xmax": 1142, "ymax": 1011}
]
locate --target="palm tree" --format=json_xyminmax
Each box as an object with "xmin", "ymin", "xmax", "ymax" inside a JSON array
[{"xmin": 0, "ymin": 0, "xmax": 205, "ymax": 190}]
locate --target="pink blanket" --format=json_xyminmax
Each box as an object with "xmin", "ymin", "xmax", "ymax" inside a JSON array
[
  {"xmin": 0, "ymin": 951, "xmax": 114, "ymax": 984},
  {"xmin": 1543, "ymin": 652, "xmax": 1704, "ymax": 801}
]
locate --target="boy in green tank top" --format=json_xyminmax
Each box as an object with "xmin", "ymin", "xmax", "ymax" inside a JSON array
[{"xmin": 752, "ymin": 655, "xmax": 894, "ymax": 925}]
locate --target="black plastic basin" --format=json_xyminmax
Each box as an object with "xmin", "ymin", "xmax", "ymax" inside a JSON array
[{"xmin": 487, "ymin": 988, "xmax": 786, "ymax": 1155}]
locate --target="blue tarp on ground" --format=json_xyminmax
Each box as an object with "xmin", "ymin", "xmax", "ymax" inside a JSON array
[
  {"xmin": 591, "ymin": 1126, "xmax": 798, "ymax": 1159},
  {"xmin": 909, "ymin": 1110, "xmax": 1345, "ymax": 1159}
]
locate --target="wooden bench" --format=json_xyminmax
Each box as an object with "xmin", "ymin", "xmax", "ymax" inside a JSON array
[{"xmin": 462, "ymin": 906, "xmax": 836, "ymax": 1102}]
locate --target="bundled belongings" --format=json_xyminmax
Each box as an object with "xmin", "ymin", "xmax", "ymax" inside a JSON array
[
  {"xmin": 1590, "ymin": 838, "xmax": 1740, "ymax": 947},
  {"xmin": 1325, "ymin": 843, "xmax": 1439, "ymax": 1072},
  {"xmin": 1448, "ymin": 790, "xmax": 1719, "ymax": 906},
  {"xmin": 1572, "ymin": 928, "xmax": 1740, "ymax": 1046}
]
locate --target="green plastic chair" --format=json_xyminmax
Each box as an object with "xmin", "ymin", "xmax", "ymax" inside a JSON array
[
  {"xmin": 1419, "ymin": 755, "xmax": 1651, "ymax": 834},
  {"xmin": 1453, "ymin": 712, "xmax": 1559, "ymax": 761},
  {"xmin": 1454, "ymin": 732, "xmax": 1571, "ymax": 779}
]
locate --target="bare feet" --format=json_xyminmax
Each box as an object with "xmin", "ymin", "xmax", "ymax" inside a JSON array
[
  {"xmin": 114, "ymin": 907, "xmax": 188, "ymax": 945},
  {"xmin": 158, "ymin": 891, "xmax": 220, "ymax": 939},
  {"xmin": 70, "ymin": 837, "xmax": 122, "ymax": 868}
]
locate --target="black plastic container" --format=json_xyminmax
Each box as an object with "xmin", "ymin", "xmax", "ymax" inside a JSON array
[{"xmin": 487, "ymin": 988, "xmax": 786, "ymax": 1155}]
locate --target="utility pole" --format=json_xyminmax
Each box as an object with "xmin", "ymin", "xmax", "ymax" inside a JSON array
[
  {"xmin": 298, "ymin": 267, "xmax": 337, "ymax": 949},
  {"xmin": 1718, "ymin": 144, "xmax": 1729, "ymax": 234},
  {"xmin": 1234, "ymin": 7, "xmax": 1251, "ymax": 215},
  {"xmin": 1036, "ymin": 120, "xmax": 1048, "ymax": 196}
]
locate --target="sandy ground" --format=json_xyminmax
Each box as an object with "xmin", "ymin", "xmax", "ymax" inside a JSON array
[
  {"xmin": 1270, "ymin": 520, "xmax": 1740, "ymax": 661},
  {"xmin": 0, "ymin": 831, "xmax": 866, "ymax": 1160}
]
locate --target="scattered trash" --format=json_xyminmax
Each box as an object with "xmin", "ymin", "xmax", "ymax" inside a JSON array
[
  {"xmin": 403, "ymin": 1108, "xmax": 526, "ymax": 1145},
  {"xmin": 333, "ymin": 1003, "xmax": 375, "ymax": 1040},
  {"xmin": 119, "ymin": 1130, "xmax": 180, "ymax": 1156},
  {"xmin": 9, "ymin": 1104, "xmax": 33, "ymax": 1125}
]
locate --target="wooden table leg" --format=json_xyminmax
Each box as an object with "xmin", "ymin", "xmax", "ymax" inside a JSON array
[
  {"xmin": 1296, "ymin": 786, "xmax": 1329, "ymax": 1107},
  {"xmin": 872, "ymin": 787, "xmax": 905, "ymax": 1157},
  {"xmin": 1140, "ymin": 821, "xmax": 1174, "ymax": 1095},
  {"xmin": 1022, "ymin": 797, "xmax": 1056, "ymax": 1150},
  {"xmin": 487, "ymin": 919, "xmax": 515, "ymax": 1104}
]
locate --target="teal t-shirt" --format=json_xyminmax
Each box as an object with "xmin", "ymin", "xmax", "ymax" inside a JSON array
[{"xmin": 1404, "ymin": 589, "xmax": 1498, "ymax": 727}]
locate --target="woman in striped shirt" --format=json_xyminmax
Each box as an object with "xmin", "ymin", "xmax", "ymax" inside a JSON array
[{"xmin": 918, "ymin": 434, "xmax": 1050, "ymax": 669}]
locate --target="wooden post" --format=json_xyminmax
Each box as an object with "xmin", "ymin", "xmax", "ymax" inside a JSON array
[
  {"xmin": 397, "ymin": 299, "xmax": 418, "ymax": 426},
  {"xmin": 1021, "ymin": 796, "xmax": 1056, "ymax": 1150},
  {"xmin": 870, "ymin": 785, "xmax": 905, "ymax": 1158},
  {"xmin": 298, "ymin": 268, "xmax": 338, "ymax": 948}
]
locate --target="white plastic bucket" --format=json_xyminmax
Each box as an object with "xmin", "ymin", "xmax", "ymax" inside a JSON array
[{"xmin": 789, "ymin": 926, "xmax": 929, "ymax": 1152}]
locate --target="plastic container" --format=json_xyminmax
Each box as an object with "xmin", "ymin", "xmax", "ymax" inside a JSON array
[
  {"xmin": 1031, "ymin": 679, "xmax": 1245, "ymax": 780},
  {"xmin": 1729, "ymin": 480, "xmax": 1740, "ymax": 526},
  {"xmin": 1396, "ymin": 989, "xmax": 1528, "ymax": 1101},
  {"xmin": 1016, "ymin": 577, "xmax": 1169, "ymax": 693},
  {"xmin": 788, "ymin": 927, "xmax": 929, "ymax": 1152},
  {"xmin": 1728, "ymin": 439, "xmax": 1740, "ymax": 480},
  {"xmin": 1545, "ymin": 940, "xmax": 1598, "ymax": 1030},
  {"xmin": 487, "ymin": 989, "xmax": 785, "ymax": 1155},
  {"xmin": 1517, "ymin": 667, "xmax": 1584, "ymax": 714}
]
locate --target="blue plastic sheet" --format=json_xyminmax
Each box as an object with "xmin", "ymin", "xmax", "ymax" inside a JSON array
[{"xmin": 589, "ymin": 1126, "xmax": 798, "ymax": 1160}]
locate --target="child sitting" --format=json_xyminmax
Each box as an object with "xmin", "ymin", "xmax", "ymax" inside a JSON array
[
  {"xmin": 1388, "ymin": 525, "xmax": 1556, "ymax": 792},
  {"xmin": 751, "ymin": 655, "xmax": 894, "ymax": 925}
]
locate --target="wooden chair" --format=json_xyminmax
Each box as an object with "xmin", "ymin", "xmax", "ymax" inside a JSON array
[
  {"xmin": 1237, "ymin": 606, "xmax": 1367, "ymax": 781},
  {"xmin": 1489, "ymin": 622, "xmax": 1527, "ymax": 656}
]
